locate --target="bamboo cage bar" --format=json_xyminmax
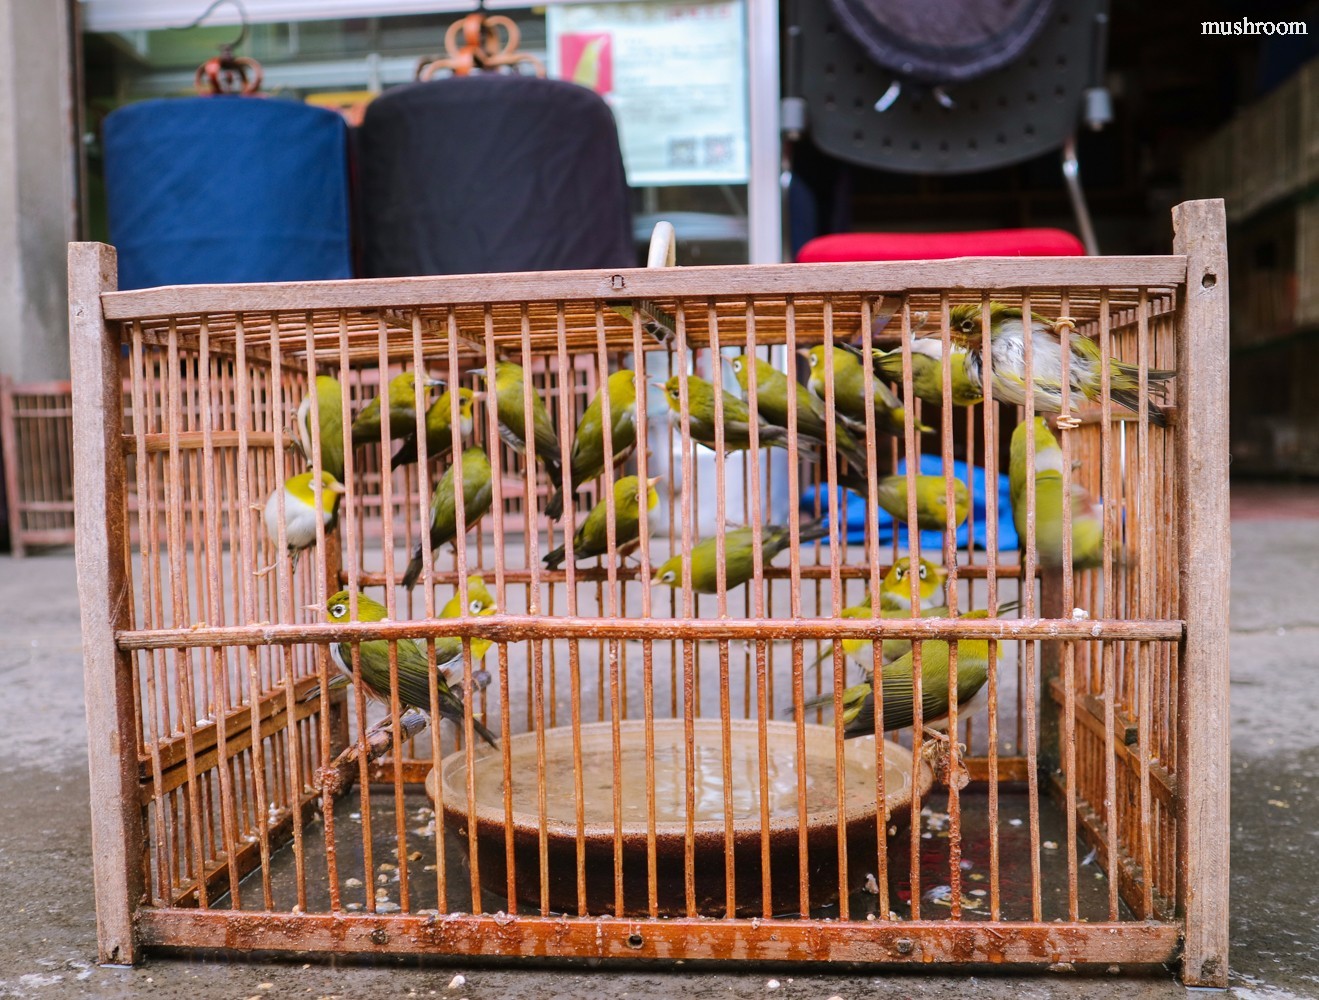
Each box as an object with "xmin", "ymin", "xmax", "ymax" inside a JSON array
[{"xmin": 70, "ymin": 201, "xmax": 1229, "ymax": 984}]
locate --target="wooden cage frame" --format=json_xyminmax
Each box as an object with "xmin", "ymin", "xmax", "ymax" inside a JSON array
[{"xmin": 70, "ymin": 200, "xmax": 1229, "ymax": 986}]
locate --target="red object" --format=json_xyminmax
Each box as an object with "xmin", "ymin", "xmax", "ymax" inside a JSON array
[{"xmin": 796, "ymin": 228, "xmax": 1085, "ymax": 262}]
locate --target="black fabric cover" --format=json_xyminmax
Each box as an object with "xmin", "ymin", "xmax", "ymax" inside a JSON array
[
  {"xmin": 358, "ymin": 75, "xmax": 633, "ymax": 277},
  {"xmin": 828, "ymin": 0, "xmax": 1058, "ymax": 85}
]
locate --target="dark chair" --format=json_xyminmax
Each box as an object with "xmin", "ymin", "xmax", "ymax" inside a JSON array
[
  {"xmin": 357, "ymin": 74, "xmax": 633, "ymax": 276},
  {"xmin": 786, "ymin": 0, "xmax": 1111, "ymax": 260}
]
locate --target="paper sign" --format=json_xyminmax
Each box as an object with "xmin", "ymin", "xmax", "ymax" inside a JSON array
[{"xmin": 548, "ymin": 1, "xmax": 749, "ymax": 186}]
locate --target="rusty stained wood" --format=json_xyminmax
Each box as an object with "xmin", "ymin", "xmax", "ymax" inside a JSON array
[
  {"xmin": 115, "ymin": 615, "xmax": 1186, "ymax": 652},
  {"xmin": 100, "ymin": 255, "xmax": 1189, "ymax": 321},
  {"xmin": 134, "ymin": 909, "xmax": 1182, "ymax": 965},
  {"xmin": 1173, "ymin": 199, "xmax": 1231, "ymax": 989},
  {"xmin": 123, "ymin": 430, "xmax": 279, "ymax": 454},
  {"xmin": 69, "ymin": 243, "xmax": 145, "ymax": 965}
]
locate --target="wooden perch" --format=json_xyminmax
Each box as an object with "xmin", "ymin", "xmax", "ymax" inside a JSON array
[{"xmin": 317, "ymin": 710, "xmax": 430, "ymax": 799}]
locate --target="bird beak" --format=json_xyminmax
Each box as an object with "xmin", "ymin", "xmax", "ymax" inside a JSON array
[
  {"xmin": 471, "ymin": 390, "xmax": 486, "ymax": 403},
  {"xmin": 796, "ymin": 349, "xmax": 813, "ymax": 360},
  {"xmin": 304, "ymin": 603, "xmax": 322, "ymax": 613},
  {"xmin": 326, "ymin": 480, "xmax": 347, "ymax": 495},
  {"xmin": 648, "ymin": 380, "xmax": 667, "ymax": 391},
  {"xmin": 468, "ymin": 368, "xmax": 487, "ymax": 379},
  {"xmin": 646, "ymin": 476, "xmax": 662, "ymax": 488},
  {"xmin": 426, "ymin": 377, "xmax": 446, "ymax": 389}
]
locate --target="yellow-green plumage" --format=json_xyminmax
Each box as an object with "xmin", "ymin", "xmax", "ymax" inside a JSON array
[
  {"xmin": 390, "ymin": 387, "xmax": 479, "ymax": 470},
  {"xmin": 351, "ymin": 371, "xmax": 440, "ymax": 446},
  {"xmin": 403, "ymin": 448, "xmax": 494, "ymax": 588},
  {"xmin": 658, "ymin": 375, "xmax": 789, "ymax": 451},
  {"xmin": 324, "ymin": 590, "xmax": 496, "ymax": 746},
  {"xmin": 730, "ymin": 355, "xmax": 867, "ymax": 467},
  {"xmin": 1009, "ymin": 417, "xmax": 1104, "ymax": 570},
  {"xmin": 875, "ymin": 474, "xmax": 970, "ymax": 532},
  {"xmin": 568, "ymin": 370, "xmax": 639, "ymax": 488},
  {"xmin": 805, "ymin": 345, "xmax": 930, "ymax": 437},
  {"xmin": 295, "ymin": 376, "xmax": 345, "ymax": 482},
  {"xmin": 475, "ymin": 361, "xmax": 565, "ymax": 520},
  {"xmin": 261, "ymin": 470, "xmax": 345, "ymax": 574},
  {"xmin": 652, "ymin": 521, "xmax": 827, "ymax": 594},
  {"xmin": 813, "ymin": 556, "xmax": 949, "ymax": 668},
  {"xmin": 868, "ymin": 341, "xmax": 983, "ymax": 408},
  {"xmin": 544, "ymin": 475, "xmax": 660, "ymax": 570},
  {"xmin": 948, "ymin": 303, "xmax": 1174, "ymax": 427},
  {"xmin": 439, "ymin": 574, "xmax": 496, "ymax": 618}
]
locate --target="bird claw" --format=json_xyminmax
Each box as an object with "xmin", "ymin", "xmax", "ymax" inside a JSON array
[
  {"xmin": 920, "ymin": 730, "xmax": 970, "ymax": 791},
  {"xmin": 1055, "ymin": 415, "xmax": 1083, "ymax": 431},
  {"xmin": 253, "ymin": 562, "xmax": 277, "ymax": 578}
]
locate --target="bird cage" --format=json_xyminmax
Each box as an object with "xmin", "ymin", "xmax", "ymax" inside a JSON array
[
  {"xmin": 1, "ymin": 377, "xmax": 78, "ymax": 554},
  {"xmin": 70, "ymin": 199, "xmax": 1230, "ymax": 987}
]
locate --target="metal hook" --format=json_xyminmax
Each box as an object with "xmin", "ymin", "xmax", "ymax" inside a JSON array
[{"xmin": 175, "ymin": 0, "xmax": 250, "ymax": 54}]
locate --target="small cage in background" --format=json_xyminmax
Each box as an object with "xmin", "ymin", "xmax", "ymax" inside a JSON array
[
  {"xmin": 70, "ymin": 199, "xmax": 1230, "ymax": 986},
  {"xmin": 1, "ymin": 378, "xmax": 77, "ymax": 555}
]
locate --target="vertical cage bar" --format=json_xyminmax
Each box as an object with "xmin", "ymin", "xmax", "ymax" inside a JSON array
[
  {"xmin": 70, "ymin": 243, "xmax": 144, "ymax": 964},
  {"xmin": 1172, "ymin": 199, "xmax": 1230, "ymax": 989}
]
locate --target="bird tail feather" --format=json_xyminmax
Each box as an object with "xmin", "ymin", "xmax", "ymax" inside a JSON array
[{"xmin": 402, "ymin": 546, "xmax": 424, "ymax": 589}]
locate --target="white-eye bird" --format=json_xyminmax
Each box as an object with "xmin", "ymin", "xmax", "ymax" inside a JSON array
[
  {"xmin": 402, "ymin": 448, "xmax": 495, "ymax": 588},
  {"xmin": 324, "ymin": 590, "xmax": 497, "ymax": 747},
  {"xmin": 812, "ymin": 557, "xmax": 949, "ymax": 670},
  {"xmin": 657, "ymin": 375, "xmax": 790, "ymax": 451},
  {"xmin": 805, "ymin": 345, "xmax": 930, "ymax": 438},
  {"xmin": 1009, "ymin": 417, "xmax": 1104, "ymax": 570},
  {"xmin": 729, "ymin": 355, "xmax": 868, "ymax": 468},
  {"xmin": 544, "ymin": 475, "xmax": 661, "ymax": 571},
  {"xmin": 389, "ymin": 387, "xmax": 480, "ymax": 471},
  {"xmin": 471, "ymin": 361, "xmax": 566, "ymax": 520},
  {"xmin": 948, "ymin": 303, "xmax": 1175, "ymax": 427},
  {"xmin": 259, "ymin": 471, "xmax": 346, "ymax": 576},
  {"xmin": 861, "ymin": 340, "xmax": 984, "ymax": 408},
  {"xmin": 351, "ymin": 371, "xmax": 444, "ymax": 446},
  {"xmin": 875, "ymin": 474, "xmax": 970, "ymax": 532},
  {"xmin": 294, "ymin": 375, "xmax": 345, "ymax": 482},
  {"xmin": 652, "ymin": 520, "xmax": 828, "ymax": 594},
  {"xmin": 796, "ymin": 609, "xmax": 1005, "ymax": 739},
  {"xmin": 439, "ymin": 574, "xmax": 497, "ymax": 618},
  {"xmin": 566, "ymin": 369, "xmax": 639, "ymax": 495}
]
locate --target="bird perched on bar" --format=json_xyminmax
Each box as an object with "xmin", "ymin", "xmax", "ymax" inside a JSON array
[
  {"xmin": 439, "ymin": 573, "xmax": 497, "ymax": 618},
  {"xmin": 651, "ymin": 520, "xmax": 829, "ymax": 594},
  {"xmin": 389, "ymin": 387, "xmax": 480, "ymax": 471},
  {"xmin": 858, "ymin": 341, "xmax": 984, "ymax": 408},
  {"xmin": 796, "ymin": 608, "xmax": 1003, "ymax": 739},
  {"xmin": 729, "ymin": 355, "xmax": 868, "ymax": 468},
  {"xmin": 258, "ymin": 470, "xmax": 346, "ymax": 576},
  {"xmin": 544, "ymin": 475, "xmax": 661, "ymax": 571},
  {"xmin": 812, "ymin": 556, "xmax": 949, "ymax": 669},
  {"xmin": 470, "ymin": 361, "xmax": 566, "ymax": 520},
  {"xmin": 293, "ymin": 375, "xmax": 346, "ymax": 482},
  {"xmin": 656, "ymin": 374, "xmax": 789, "ymax": 451},
  {"xmin": 351, "ymin": 370, "xmax": 444, "ymax": 446},
  {"xmin": 875, "ymin": 474, "xmax": 970, "ymax": 532},
  {"xmin": 566, "ymin": 369, "xmax": 640, "ymax": 495},
  {"xmin": 1009, "ymin": 417, "xmax": 1105, "ymax": 571},
  {"xmin": 804, "ymin": 345, "xmax": 929, "ymax": 438},
  {"xmin": 402, "ymin": 448, "xmax": 494, "ymax": 588},
  {"xmin": 947, "ymin": 303, "xmax": 1175, "ymax": 426},
  {"xmin": 323, "ymin": 590, "xmax": 497, "ymax": 747}
]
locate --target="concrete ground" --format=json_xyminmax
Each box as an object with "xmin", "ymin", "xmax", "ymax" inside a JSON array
[{"xmin": 1, "ymin": 488, "xmax": 1316, "ymax": 999}]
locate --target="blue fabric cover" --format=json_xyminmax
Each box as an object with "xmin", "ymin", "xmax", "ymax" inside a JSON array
[
  {"xmin": 104, "ymin": 97, "xmax": 352, "ymax": 290},
  {"xmin": 801, "ymin": 454, "xmax": 1019, "ymax": 552}
]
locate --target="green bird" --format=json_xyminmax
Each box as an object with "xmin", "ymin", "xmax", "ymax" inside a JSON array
[
  {"xmin": 259, "ymin": 470, "xmax": 346, "ymax": 575},
  {"xmin": 1009, "ymin": 417, "xmax": 1104, "ymax": 571},
  {"xmin": 804, "ymin": 345, "xmax": 930, "ymax": 437},
  {"xmin": 471, "ymin": 361, "xmax": 566, "ymax": 520},
  {"xmin": 812, "ymin": 556, "xmax": 949, "ymax": 669},
  {"xmin": 948, "ymin": 303, "xmax": 1175, "ymax": 427},
  {"xmin": 351, "ymin": 371, "xmax": 444, "ymax": 446},
  {"xmin": 544, "ymin": 475, "xmax": 661, "ymax": 571},
  {"xmin": 294, "ymin": 375, "xmax": 345, "ymax": 482},
  {"xmin": 797, "ymin": 608, "xmax": 1004, "ymax": 738},
  {"xmin": 389, "ymin": 387, "xmax": 480, "ymax": 470},
  {"xmin": 324, "ymin": 590, "xmax": 497, "ymax": 747},
  {"xmin": 876, "ymin": 474, "xmax": 970, "ymax": 532},
  {"xmin": 402, "ymin": 448, "xmax": 495, "ymax": 588},
  {"xmin": 729, "ymin": 355, "xmax": 867, "ymax": 467},
  {"xmin": 657, "ymin": 375, "xmax": 789, "ymax": 451},
  {"xmin": 567, "ymin": 369, "xmax": 640, "ymax": 491},
  {"xmin": 863, "ymin": 340, "xmax": 984, "ymax": 408},
  {"xmin": 651, "ymin": 520, "xmax": 828, "ymax": 594},
  {"xmin": 439, "ymin": 574, "xmax": 497, "ymax": 618}
]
